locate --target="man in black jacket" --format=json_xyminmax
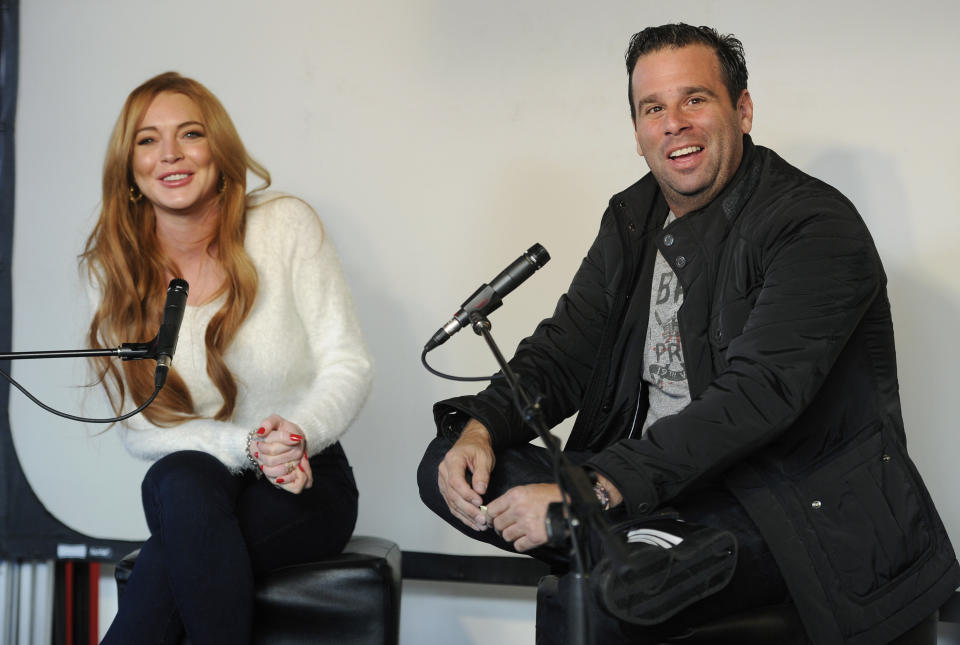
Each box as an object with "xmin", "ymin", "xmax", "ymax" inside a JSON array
[{"xmin": 418, "ymin": 24, "xmax": 959, "ymax": 643}]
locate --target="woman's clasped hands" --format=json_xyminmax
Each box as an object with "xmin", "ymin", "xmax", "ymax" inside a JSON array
[{"xmin": 248, "ymin": 414, "xmax": 314, "ymax": 494}]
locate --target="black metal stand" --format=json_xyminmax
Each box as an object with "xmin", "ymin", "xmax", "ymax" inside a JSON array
[
  {"xmin": 0, "ymin": 341, "xmax": 159, "ymax": 423},
  {"xmin": 467, "ymin": 311, "xmax": 633, "ymax": 645},
  {"xmin": 0, "ymin": 341, "xmax": 153, "ymax": 362}
]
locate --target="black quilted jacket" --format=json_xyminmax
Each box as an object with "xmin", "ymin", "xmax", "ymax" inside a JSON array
[{"xmin": 435, "ymin": 136, "xmax": 958, "ymax": 643}]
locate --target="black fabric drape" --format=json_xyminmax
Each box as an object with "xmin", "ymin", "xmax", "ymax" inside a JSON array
[{"xmin": 0, "ymin": 0, "xmax": 24, "ymax": 559}]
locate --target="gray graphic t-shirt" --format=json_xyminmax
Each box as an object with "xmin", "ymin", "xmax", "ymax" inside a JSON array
[{"xmin": 640, "ymin": 212, "xmax": 691, "ymax": 434}]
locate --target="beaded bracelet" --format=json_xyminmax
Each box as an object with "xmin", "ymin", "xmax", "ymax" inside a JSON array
[{"xmin": 245, "ymin": 429, "xmax": 263, "ymax": 478}]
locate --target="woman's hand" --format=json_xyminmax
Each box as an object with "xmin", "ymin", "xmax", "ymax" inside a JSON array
[{"xmin": 250, "ymin": 414, "xmax": 314, "ymax": 494}]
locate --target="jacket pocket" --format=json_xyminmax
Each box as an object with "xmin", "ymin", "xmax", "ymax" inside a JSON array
[
  {"xmin": 798, "ymin": 430, "xmax": 933, "ymax": 599},
  {"xmin": 709, "ymin": 282, "xmax": 760, "ymax": 354}
]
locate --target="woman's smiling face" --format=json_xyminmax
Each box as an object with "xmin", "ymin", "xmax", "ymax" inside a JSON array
[{"xmin": 131, "ymin": 91, "xmax": 220, "ymax": 219}]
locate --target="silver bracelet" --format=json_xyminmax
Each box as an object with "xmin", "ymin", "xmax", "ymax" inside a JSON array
[
  {"xmin": 588, "ymin": 471, "xmax": 611, "ymax": 511},
  {"xmin": 593, "ymin": 481, "xmax": 611, "ymax": 511},
  {"xmin": 245, "ymin": 430, "xmax": 263, "ymax": 478}
]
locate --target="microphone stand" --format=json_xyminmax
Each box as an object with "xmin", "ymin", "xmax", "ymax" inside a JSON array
[
  {"xmin": 467, "ymin": 311, "xmax": 633, "ymax": 645},
  {"xmin": 0, "ymin": 342, "xmax": 154, "ymax": 362},
  {"xmin": 2, "ymin": 278, "xmax": 186, "ymax": 422},
  {"xmin": 0, "ymin": 341, "xmax": 161, "ymax": 423}
]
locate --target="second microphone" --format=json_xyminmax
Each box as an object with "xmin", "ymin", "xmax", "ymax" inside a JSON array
[{"xmin": 424, "ymin": 244, "xmax": 550, "ymax": 352}]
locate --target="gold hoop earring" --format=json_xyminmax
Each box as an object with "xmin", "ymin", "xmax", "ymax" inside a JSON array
[
  {"xmin": 129, "ymin": 185, "xmax": 143, "ymax": 203},
  {"xmin": 217, "ymin": 174, "xmax": 227, "ymax": 194}
]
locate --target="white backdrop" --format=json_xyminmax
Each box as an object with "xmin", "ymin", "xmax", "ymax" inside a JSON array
[{"xmin": 11, "ymin": 1, "xmax": 960, "ymax": 567}]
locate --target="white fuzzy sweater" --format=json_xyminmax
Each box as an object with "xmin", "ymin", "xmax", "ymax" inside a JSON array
[{"xmin": 117, "ymin": 192, "xmax": 373, "ymax": 472}]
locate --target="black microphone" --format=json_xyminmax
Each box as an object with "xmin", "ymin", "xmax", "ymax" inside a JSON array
[
  {"xmin": 153, "ymin": 278, "xmax": 189, "ymax": 388},
  {"xmin": 425, "ymin": 244, "xmax": 550, "ymax": 352}
]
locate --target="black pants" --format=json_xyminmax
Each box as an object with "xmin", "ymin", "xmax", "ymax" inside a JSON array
[
  {"xmin": 103, "ymin": 444, "xmax": 358, "ymax": 645},
  {"xmin": 418, "ymin": 436, "xmax": 791, "ymax": 643}
]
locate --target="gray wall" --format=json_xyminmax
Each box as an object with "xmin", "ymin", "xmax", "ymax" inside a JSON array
[{"xmin": 11, "ymin": 1, "xmax": 960, "ymax": 641}]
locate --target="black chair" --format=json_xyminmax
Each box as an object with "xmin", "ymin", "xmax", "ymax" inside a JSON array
[
  {"xmin": 536, "ymin": 573, "xmax": 938, "ymax": 644},
  {"xmin": 115, "ymin": 535, "xmax": 402, "ymax": 645}
]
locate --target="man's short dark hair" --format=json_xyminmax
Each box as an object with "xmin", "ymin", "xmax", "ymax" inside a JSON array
[{"xmin": 625, "ymin": 24, "xmax": 748, "ymax": 122}]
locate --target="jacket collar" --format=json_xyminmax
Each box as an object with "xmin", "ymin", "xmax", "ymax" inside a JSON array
[
  {"xmin": 677, "ymin": 134, "xmax": 762, "ymax": 232},
  {"xmin": 615, "ymin": 135, "xmax": 763, "ymax": 240}
]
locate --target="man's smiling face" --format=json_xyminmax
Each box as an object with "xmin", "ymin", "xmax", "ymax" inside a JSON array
[{"xmin": 631, "ymin": 44, "xmax": 753, "ymax": 216}]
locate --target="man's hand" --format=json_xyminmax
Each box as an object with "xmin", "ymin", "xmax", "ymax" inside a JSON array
[
  {"xmin": 437, "ymin": 419, "xmax": 496, "ymax": 531},
  {"xmin": 485, "ymin": 483, "xmax": 564, "ymax": 552}
]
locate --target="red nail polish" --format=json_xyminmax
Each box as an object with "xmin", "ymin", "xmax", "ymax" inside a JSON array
[
  {"xmin": 259, "ymin": 464, "xmax": 263, "ymax": 471},
  {"xmin": 254, "ymin": 452, "xmax": 259, "ymax": 459},
  {"xmin": 289, "ymin": 434, "xmax": 303, "ymax": 442},
  {"xmin": 276, "ymin": 478, "xmax": 285, "ymax": 484},
  {"xmin": 257, "ymin": 427, "xmax": 266, "ymax": 435}
]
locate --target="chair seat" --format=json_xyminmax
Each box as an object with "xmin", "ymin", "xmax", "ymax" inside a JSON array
[
  {"xmin": 659, "ymin": 602, "xmax": 807, "ymax": 644},
  {"xmin": 115, "ymin": 535, "xmax": 401, "ymax": 645},
  {"xmin": 536, "ymin": 574, "xmax": 938, "ymax": 645},
  {"xmin": 661, "ymin": 605, "xmax": 938, "ymax": 644}
]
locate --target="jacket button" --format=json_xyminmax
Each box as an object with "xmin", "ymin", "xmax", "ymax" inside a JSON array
[
  {"xmin": 811, "ymin": 500, "xmax": 822, "ymax": 509},
  {"xmin": 675, "ymin": 256, "xmax": 687, "ymax": 268},
  {"xmin": 617, "ymin": 200, "xmax": 626, "ymax": 208},
  {"xmin": 627, "ymin": 222, "xmax": 637, "ymax": 233},
  {"xmin": 715, "ymin": 328, "xmax": 723, "ymax": 341},
  {"xmin": 637, "ymin": 503, "xmax": 650, "ymax": 513},
  {"xmin": 663, "ymin": 233, "xmax": 675, "ymax": 246},
  {"xmin": 882, "ymin": 454, "xmax": 891, "ymax": 462}
]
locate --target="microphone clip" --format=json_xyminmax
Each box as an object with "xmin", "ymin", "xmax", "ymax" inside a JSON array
[
  {"xmin": 468, "ymin": 310, "xmax": 492, "ymax": 335},
  {"xmin": 117, "ymin": 339, "xmax": 156, "ymax": 360}
]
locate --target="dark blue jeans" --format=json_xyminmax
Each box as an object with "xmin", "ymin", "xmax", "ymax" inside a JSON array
[
  {"xmin": 417, "ymin": 436, "xmax": 790, "ymax": 643},
  {"xmin": 103, "ymin": 444, "xmax": 358, "ymax": 645}
]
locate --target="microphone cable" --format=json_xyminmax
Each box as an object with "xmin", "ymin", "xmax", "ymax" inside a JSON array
[
  {"xmin": 1, "ymin": 279, "xmax": 187, "ymax": 423},
  {"xmin": 420, "ymin": 347, "xmax": 495, "ymax": 383},
  {"xmin": 0, "ymin": 365, "xmax": 161, "ymax": 423}
]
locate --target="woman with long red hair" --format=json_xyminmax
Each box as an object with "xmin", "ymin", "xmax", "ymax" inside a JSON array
[{"xmin": 84, "ymin": 72, "xmax": 372, "ymax": 644}]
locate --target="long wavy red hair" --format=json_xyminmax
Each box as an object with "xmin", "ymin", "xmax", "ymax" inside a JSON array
[{"xmin": 82, "ymin": 72, "xmax": 270, "ymax": 425}]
